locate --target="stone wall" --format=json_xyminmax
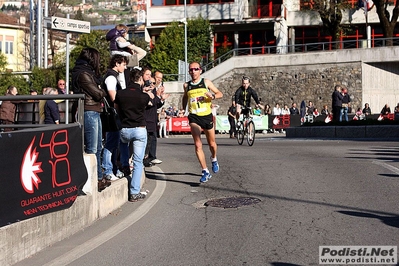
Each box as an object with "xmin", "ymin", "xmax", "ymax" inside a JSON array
[{"xmin": 212, "ymin": 62, "xmax": 363, "ymax": 116}]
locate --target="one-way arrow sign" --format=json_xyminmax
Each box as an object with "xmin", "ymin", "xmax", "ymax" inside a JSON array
[{"xmin": 53, "ymin": 18, "xmax": 59, "ymax": 28}]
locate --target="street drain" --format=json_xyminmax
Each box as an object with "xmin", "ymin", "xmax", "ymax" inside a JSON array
[{"xmin": 204, "ymin": 196, "xmax": 261, "ymax": 208}]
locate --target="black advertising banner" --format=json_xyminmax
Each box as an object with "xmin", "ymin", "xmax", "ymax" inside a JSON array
[
  {"xmin": 0, "ymin": 125, "xmax": 88, "ymax": 227},
  {"xmin": 269, "ymin": 115, "xmax": 302, "ymax": 129}
]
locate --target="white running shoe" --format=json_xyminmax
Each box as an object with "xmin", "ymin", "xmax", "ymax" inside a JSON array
[
  {"xmin": 105, "ymin": 173, "xmax": 119, "ymax": 181},
  {"xmin": 151, "ymin": 159, "xmax": 162, "ymax": 164}
]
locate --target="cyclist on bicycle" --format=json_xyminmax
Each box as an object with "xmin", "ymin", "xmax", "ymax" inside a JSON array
[{"xmin": 233, "ymin": 76, "xmax": 262, "ymax": 121}]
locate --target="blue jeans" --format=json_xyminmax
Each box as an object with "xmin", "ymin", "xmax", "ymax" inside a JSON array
[
  {"xmin": 101, "ymin": 131, "xmax": 120, "ymax": 175},
  {"xmin": 120, "ymin": 127, "xmax": 147, "ymax": 195},
  {"xmin": 119, "ymin": 140, "xmax": 130, "ymax": 169},
  {"xmin": 340, "ymin": 106, "xmax": 348, "ymax": 122},
  {"xmin": 84, "ymin": 111, "xmax": 103, "ymax": 181}
]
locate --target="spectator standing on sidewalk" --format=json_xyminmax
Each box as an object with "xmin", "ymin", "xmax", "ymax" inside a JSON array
[
  {"xmin": 101, "ymin": 54, "xmax": 128, "ymax": 182},
  {"xmin": 71, "ymin": 48, "xmax": 109, "ymax": 192},
  {"xmin": 182, "ymin": 61, "xmax": 223, "ymax": 183},
  {"xmin": 158, "ymin": 107, "xmax": 169, "ymax": 138},
  {"xmin": 115, "ymin": 68, "xmax": 154, "ymax": 202},
  {"xmin": 332, "ymin": 85, "xmax": 343, "ymax": 122},
  {"xmin": 143, "ymin": 69, "xmax": 167, "ymax": 167},
  {"xmin": 227, "ymin": 98, "xmax": 237, "ymax": 138},
  {"xmin": 340, "ymin": 87, "xmax": 351, "ymax": 122}
]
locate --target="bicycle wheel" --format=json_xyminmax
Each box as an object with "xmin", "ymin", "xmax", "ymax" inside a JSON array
[
  {"xmin": 236, "ymin": 122, "xmax": 244, "ymax": 145},
  {"xmin": 246, "ymin": 120, "xmax": 255, "ymax": 146}
]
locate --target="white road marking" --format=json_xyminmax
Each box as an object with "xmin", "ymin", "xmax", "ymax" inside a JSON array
[{"xmin": 372, "ymin": 160, "xmax": 399, "ymax": 175}]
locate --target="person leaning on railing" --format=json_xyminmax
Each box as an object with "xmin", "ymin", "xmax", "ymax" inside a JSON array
[{"xmin": 0, "ymin": 85, "xmax": 21, "ymax": 132}]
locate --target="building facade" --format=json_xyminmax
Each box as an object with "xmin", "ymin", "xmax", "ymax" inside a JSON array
[
  {"xmin": 144, "ymin": 0, "xmax": 399, "ymax": 61},
  {"xmin": 0, "ymin": 12, "xmax": 29, "ymax": 71}
]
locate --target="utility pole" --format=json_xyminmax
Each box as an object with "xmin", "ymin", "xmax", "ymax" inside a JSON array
[
  {"xmin": 29, "ymin": 0, "xmax": 36, "ymax": 68},
  {"xmin": 184, "ymin": 0, "xmax": 188, "ymax": 82},
  {"xmin": 36, "ymin": 0, "xmax": 42, "ymax": 67}
]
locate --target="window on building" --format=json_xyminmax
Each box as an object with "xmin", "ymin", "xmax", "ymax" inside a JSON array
[
  {"xmin": 5, "ymin": 41, "xmax": 13, "ymax": 54},
  {"xmin": 152, "ymin": 0, "xmax": 163, "ymax": 5},
  {"xmin": 5, "ymin": 36, "xmax": 14, "ymax": 55},
  {"xmin": 165, "ymin": 0, "xmax": 233, "ymax": 5}
]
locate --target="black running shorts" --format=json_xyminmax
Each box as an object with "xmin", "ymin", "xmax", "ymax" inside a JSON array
[{"xmin": 188, "ymin": 113, "xmax": 214, "ymax": 130}]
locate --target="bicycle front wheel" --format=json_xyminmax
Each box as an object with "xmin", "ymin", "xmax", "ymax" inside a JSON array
[
  {"xmin": 237, "ymin": 122, "xmax": 244, "ymax": 145},
  {"xmin": 246, "ymin": 121, "xmax": 255, "ymax": 146}
]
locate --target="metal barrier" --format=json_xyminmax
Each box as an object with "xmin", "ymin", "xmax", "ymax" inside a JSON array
[{"xmin": 0, "ymin": 93, "xmax": 85, "ymax": 132}]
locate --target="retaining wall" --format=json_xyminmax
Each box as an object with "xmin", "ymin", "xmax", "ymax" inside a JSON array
[{"xmin": 0, "ymin": 154, "xmax": 142, "ymax": 266}]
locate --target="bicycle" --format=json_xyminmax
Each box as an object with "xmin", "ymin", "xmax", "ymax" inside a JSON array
[{"xmin": 236, "ymin": 106, "xmax": 255, "ymax": 146}]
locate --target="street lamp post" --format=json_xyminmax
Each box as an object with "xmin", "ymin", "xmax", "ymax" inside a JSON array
[{"xmin": 184, "ymin": 0, "xmax": 188, "ymax": 82}]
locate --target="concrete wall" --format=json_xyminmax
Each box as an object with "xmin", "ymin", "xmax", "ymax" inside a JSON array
[
  {"xmin": 362, "ymin": 62, "xmax": 399, "ymax": 112},
  {"xmin": 0, "ymin": 154, "xmax": 142, "ymax": 266}
]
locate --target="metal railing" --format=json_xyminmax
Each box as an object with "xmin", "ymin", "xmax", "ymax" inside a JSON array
[
  {"xmin": 200, "ymin": 37, "xmax": 399, "ymax": 73},
  {"xmin": 0, "ymin": 94, "xmax": 85, "ymax": 131}
]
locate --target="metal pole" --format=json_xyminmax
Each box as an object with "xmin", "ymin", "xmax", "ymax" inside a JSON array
[
  {"xmin": 184, "ymin": 0, "xmax": 188, "ymax": 82},
  {"xmin": 65, "ymin": 14, "xmax": 70, "ymax": 124},
  {"xmin": 36, "ymin": 0, "xmax": 42, "ymax": 67},
  {"xmin": 43, "ymin": 0, "xmax": 48, "ymax": 68},
  {"xmin": 30, "ymin": 0, "xmax": 35, "ymax": 68}
]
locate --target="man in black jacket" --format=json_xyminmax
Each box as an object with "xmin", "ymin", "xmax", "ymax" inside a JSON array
[
  {"xmin": 332, "ymin": 85, "xmax": 343, "ymax": 122},
  {"xmin": 115, "ymin": 68, "xmax": 153, "ymax": 202},
  {"xmin": 233, "ymin": 76, "xmax": 262, "ymax": 121}
]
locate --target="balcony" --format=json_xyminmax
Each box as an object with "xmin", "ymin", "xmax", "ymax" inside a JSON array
[
  {"xmin": 146, "ymin": 2, "xmax": 282, "ymax": 25},
  {"xmin": 147, "ymin": 3, "xmax": 239, "ymax": 25}
]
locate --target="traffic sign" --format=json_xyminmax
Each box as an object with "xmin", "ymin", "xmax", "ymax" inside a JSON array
[{"xmin": 44, "ymin": 16, "xmax": 90, "ymax": 33}]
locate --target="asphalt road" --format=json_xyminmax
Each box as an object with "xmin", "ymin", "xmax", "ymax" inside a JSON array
[{"xmin": 15, "ymin": 134, "xmax": 399, "ymax": 266}]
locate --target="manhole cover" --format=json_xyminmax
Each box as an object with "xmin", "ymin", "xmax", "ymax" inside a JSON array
[{"xmin": 204, "ymin": 196, "xmax": 261, "ymax": 208}]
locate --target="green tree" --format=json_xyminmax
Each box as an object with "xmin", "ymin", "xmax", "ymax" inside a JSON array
[
  {"xmin": 69, "ymin": 30, "xmax": 110, "ymax": 74},
  {"xmin": 0, "ymin": 52, "xmax": 7, "ymax": 72},
  {"xmin": 372, "ymin": 0, "xmax": 399, "ymax": 45},
  {"xmin": 302, "ymin": 0, "xmax": 352, "ymax": 46},
  {"xmin": 146, "ymin": 17, "xmax": 212, "ymax": 80},
  {"xmin": 187, "ymin": 16, "xmax": 213, "ymax": 62},
  {"xmin": 29, "ymin": 66, "xmax": 57, "ymax": 92},
  {"xmin": 75, "ymin": 8, "xmax": 84, "ymax": 21},
  {"xmin": 0, "ymin": 73, "xmax": 30, "ymax": 95}
]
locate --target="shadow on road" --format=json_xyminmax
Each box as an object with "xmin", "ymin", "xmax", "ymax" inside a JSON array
[
  {"xmin": 347, "ymin": 146, "xmax": 399, "ymax": 163},
  {"xmin": 145, "ymin": 168, "xmax": 399, "ymax": 230},
  {"xmin": 145, "ymin": 170, "xmax": 200, "ymax": 187},
  {"xmin": 337, "ymin": 211, "xmax": 399, "ymax": 229}
]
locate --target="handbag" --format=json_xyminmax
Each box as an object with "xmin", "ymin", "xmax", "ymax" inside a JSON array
[{"xmin": 100, "ymin": 98, "xmax": 122, "ymax": 132}]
